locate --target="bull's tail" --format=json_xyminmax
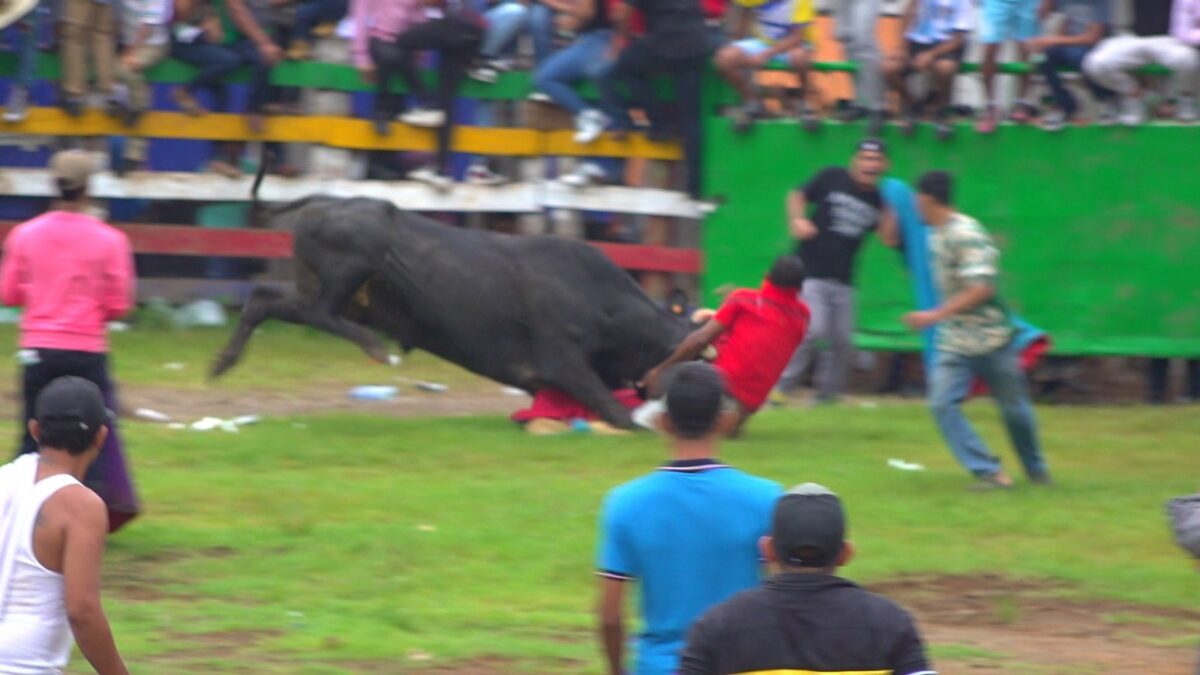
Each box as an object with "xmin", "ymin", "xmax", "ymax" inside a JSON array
[{"xmin": 246, "ymin": 145, "xmax": 334, "ymax": 230}]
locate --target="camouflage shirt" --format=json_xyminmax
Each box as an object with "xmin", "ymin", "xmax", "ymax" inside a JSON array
[{"xmin": 929, "ymin": 212, "xmax": 1013, "ymax": 355}]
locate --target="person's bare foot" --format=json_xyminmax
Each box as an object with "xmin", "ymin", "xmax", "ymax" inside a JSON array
[{"xmin": 967, "ymin": 471, "xmax": 1014, "ymax": 491}]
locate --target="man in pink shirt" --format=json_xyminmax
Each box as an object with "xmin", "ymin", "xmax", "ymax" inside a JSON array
[{"xmin": 0, "ymin": 150, "xmax": 141, "ymax": 533}]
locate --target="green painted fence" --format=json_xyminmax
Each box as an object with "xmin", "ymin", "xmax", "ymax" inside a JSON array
[{"xmin": 702, "ymin": 122, "xmax": 1200, "ymax": 357}]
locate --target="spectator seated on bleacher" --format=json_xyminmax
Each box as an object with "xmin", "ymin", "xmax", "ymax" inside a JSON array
[
  {"xmin": 1027, "ymin": 0, "xmax": 1117, "ymax": 131},
  {"xmin": 114, "ymin": 0, "xmax": 173, "ymax": 173},
  {"xmin": 285, "ymin": 0, "xmax": 349, "ymax": 59},
  {"xmin": 60, "ymin": 0, "xmax": 119, "ymax": 116},
  {"xmin": 884, "ymin": 0, "xmax": 973, "ymax": 141},
  {"xmin": 1, "ymin": 0, "xmax": 50, "ymax": 122},
  {"xmin": 975, "ymin": 0, "xmax": 1041, "ymax": 133},
  {"xmin": 1083, "ymin": 0, "xmax": 1199, "ymax": 126},
  {"xmin": 714, "ymin": 0, "xmax": 817, "ymax": 133}
]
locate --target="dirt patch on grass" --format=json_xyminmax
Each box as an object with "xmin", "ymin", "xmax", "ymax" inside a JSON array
[{"xmin": 872, "ymin": 574, "xmax": 1200, "ymax": 673}]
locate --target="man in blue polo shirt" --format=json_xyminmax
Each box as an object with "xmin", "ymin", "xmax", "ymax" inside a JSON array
[{"xmin": 595, "ymin": 362, "xmax": 782, "ymax": 675}]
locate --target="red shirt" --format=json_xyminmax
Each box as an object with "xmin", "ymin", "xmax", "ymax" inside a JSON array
[
  {"xmin": 0, "ymin": 211, "xmax": 134, "ymax": 353},
  {"xmin": 700, "ymin": 0, "xmax": 725, "ymax": 20},
  {"xmin": 712, "ymin": 280, "xmax": 810, "ymax": 412}
]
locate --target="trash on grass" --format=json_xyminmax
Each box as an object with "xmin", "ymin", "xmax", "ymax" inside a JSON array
[
  {"xmin": 107, "ymin": 321, "xmax": 130, "ymax": 332},
  {"xmin": 348, "ymin": 385, "xmax": 399, "ymax": 401},
  {"xmin": 416, "ymin": 524, "xmax": 437, "ymax": 532},
  {"xmin": 167, "ymin": 423, "xmax": 186, "ymax": 430},
  {"xmin": 161, "ymin": 362, "xmax": 186, "ymax": 371},
  {"xmin": 394, "ymin": 376, "xmax": 447, "ymax": 393},
  {"xmin": 190, "ymin": 415, "xmax": 261, "ymax": 433},
  {"xmin": 133, "ymin": 408, "xmax": 172, "ymax": 422},
  {"xmin": 501, "ymin": 386, "xmax": 528, "ymax": 397},
  {"xmin": 887, "ymin": 458, "xmax": 926, "ymax": 472}
]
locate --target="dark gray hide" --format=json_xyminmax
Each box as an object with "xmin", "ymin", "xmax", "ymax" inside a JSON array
[{"xmin": 211, "ymin": 196, "xmax": 691, "ymax": 427}]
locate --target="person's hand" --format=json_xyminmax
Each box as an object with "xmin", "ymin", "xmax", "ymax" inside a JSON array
[
  {"xmin": 1023, "ymin": 36, "xmax": 1050, "ymax": 53},
  {"xmin": 203, "ymin": 19, "xmax": 225, "ymax": 43},
  {"xmin": 642, "ymin": 367, "xmax": 664, "ymax": 398},
  {"xmin": 120, "ymin": 51, "xmax": 141, "ymax": 71},
  {"xmin": 790, "ymin": 217, "xmax": 818, "ymax": 240},
  {"xmin": 359, "ymin": 64, "xmax": 377, "ymax": 84},
  {"xmin": 690, "ymin": 308, "xmax": 717, "ymax": 323},
  {"xmin": 912, "ymin": 51, "xmax": 933, "ymax": 72},
  {"xmin": 903, "ymin": 310, "xmax": 942, "ymax": 331},
  {"xmin": 258, "ymin": 40, "xmax": 283, "ymax": 65}
]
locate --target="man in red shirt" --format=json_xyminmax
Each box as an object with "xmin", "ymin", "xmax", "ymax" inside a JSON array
[
  {"xmin": 0, "ymin": 150, "xmax": 140, "ymax": 532},
  {"xmin": 644, "ymin": 256, "xmax": 809, "ymax": 435}
]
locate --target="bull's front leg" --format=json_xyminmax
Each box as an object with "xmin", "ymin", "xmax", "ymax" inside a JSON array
[{"xmin": 537, "ymin": 347, "xmax": 635, "ymax": 430}]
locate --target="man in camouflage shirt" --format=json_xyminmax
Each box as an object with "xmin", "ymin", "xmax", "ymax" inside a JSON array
[{"xmin": 902, "ymin": 171, "xmax": 1050, "ymax": 490}]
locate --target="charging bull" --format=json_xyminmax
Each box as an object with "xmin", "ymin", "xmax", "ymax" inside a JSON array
[{"xmin": 210, "ymin": 195, "xmax": 692, "ymax": 428}]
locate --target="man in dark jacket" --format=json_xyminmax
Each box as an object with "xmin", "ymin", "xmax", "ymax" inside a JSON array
[{"xmin": 679, "ymin": 483, "xmax": 936, "ymax": 675}]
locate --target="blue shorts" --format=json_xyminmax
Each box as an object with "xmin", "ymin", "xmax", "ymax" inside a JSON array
[
  {"xmin": 979, "ymin": 0, "xmax": 1040, "ymax": 44},
  {"xmin": 729, "ymin": 38, "xmax": 802, "ymax": 66}
]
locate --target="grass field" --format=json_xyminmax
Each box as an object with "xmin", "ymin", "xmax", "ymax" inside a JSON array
[{"xmin": 1, "ymin": 324, "xmax": 1198, "ymax": 673}]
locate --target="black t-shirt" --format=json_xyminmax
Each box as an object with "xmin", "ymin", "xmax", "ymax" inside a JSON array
[
  {"xmin": 628, "ymin": 0, "xmax": 709, "ymax": 58},
  {"xmin": 794, "ymin": 167, "xmax": 883, "ymax": 285},
  {"xmin": 1133, "ymin": 0, "xmax": 1172, "ymax": 35}
]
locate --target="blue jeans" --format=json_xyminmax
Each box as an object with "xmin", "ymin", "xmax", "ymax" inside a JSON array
[
  {"xmin": 294, "ymin": 0, "xmax": 348, "ymax": 41},
  {"xmin": 480, "ymin": 1, "xmax": 530, "ymax": 59},
  {"xmin": 534, "ymin": 29, "xmax": 615, "ymax": 115},
  {"xmin": 529, "ymin": 3, "xmax": 555, "ymax": 65},
  {"xmin": 170, "ymin": 38, "xmax": 245, "ymax": 110},
  {"xmin": 10, "ymin": 1, "xmax": 50, "ymax": 88},
  {"xmin": 1040, "ymin": 44, "xmax": 1113, "ymax": 117},
  {"xmin": 929, "ymin": 341, "xmax": 1048, "ymax": 478}
]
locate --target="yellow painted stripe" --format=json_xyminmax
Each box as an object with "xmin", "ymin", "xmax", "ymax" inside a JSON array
[{"xmin": 2, "ymin": 108, "xmax": 682, "ymax": 160}]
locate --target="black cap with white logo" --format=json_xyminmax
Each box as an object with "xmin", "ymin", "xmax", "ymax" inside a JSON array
[{"xmin": 35, "ymin": 376, "xmax": 110, "ymax": 435}]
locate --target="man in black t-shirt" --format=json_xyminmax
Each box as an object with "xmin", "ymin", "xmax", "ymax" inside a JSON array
[
  {"xmin": 775, "ymin": 138, "xmax": 897, "ymax": 404},
  {"xmin": 1082, "ymin": 0, "xmax": 1199, "ymax": 125}
]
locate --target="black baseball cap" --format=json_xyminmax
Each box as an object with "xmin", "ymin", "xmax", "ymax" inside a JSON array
[
  {"xmin": 855, "ymin": 138, "xmax": 888, "ymax": 156},
  {"xmin": 664, "ymin": 362, "xmax": 726, "ymax": 439},
  {"xmin": 35, "ymin": 376, "xmax": 110, "ymax": 435},
  {"xmin": 772, "ymin": 483, "xmax": 847, "ymax": 568}
]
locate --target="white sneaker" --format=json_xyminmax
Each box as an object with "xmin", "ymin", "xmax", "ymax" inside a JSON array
[
  {"xmin": 399, "ymin": 107, "xmax": 446, "ymax": 128},
  {"xmin": 559, "ymin": 161, "xmax": 608, "ymax": 188},
  {"xmin": 468, "ymin": 64, "xmax": 499, "ymax": 84},
  {"xmin": 1119, "ymin": 96, "xmax": 1144, "ymax": 127},
  {"xmin": 3, "ymin": 86, "xmax": 28, "ymax": 123},
  {"xmin": 408, "ymin": 166, "xmax": 453, "ymax": 191},
  {"xmin": 631, "ymin": 399, "xmax": 666, "ymax": 431},
  {"xmin": 572, "ymin": 109, "xmax": 609, "ymax": 144},
  {"xmin": 1176, "ymin": 96, "xmax": 1197, "ymax": 123},
  {"xmin": 464, "ymin": 162, "xmax": 508, "ymax": 186},
  {"xmin": 1095, "ymin": 101, "xmax": 1119, "ymax": 126}
]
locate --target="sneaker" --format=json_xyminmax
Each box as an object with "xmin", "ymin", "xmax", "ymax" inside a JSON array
[
  {"xmin": 935, "ymin": 110, "xmax": 954, "ymax": 141},
  {"xmin": 171, "ymin": 86, "xmax": 204, "ymax": 116},
  {"xmin": 527, "ymin": 91, "xmax": 552, "ymax": 103},
  {"xmin": 61, "ymin": 97, "xmax": 84, "ymax": 117},
  {"xmin": 866, "ymin": 109, "xmax": 884, "ymax": 136},
  {"xmin": 798, "ymin": 105, "xmax": 820, "ymax": 133},
  {"xmin": 1009, "ymin": 100, "xmax": 1036, "ymax": 124},
  {"xmin": 1119, "ymin": 96, "xmax": 1144, "ymax": 127},
  {"xmin": 967, "ymin": 471, "xmax": 1015, "ymax": 492},
  {"xmin": 3, "ymin": 86, "xmax": 29, "ymax": 122},
  {"xmin": 464, "ymin": 162, "xmax": 508, "ymax": 186},
  {"xmin": 558, "ymin": 161, "xmax": 608, "ymax": 188},
  {"xmin": 730, "ymin": 102, "xmax": 761, "ymax": 134},
  {"xmin": 1176, "ymin": 96, "xmax": 1197, "ymax": 123},
  {"xmin": 573, "ymin": 108, "xmax": 609, "ymax": 144},
  {"xmin": 467, "ymin": 60, "xmax": 502, "ymax": 84},
  {"xmin": 408, "ymin": 166, "xmax": 453, "ymax": 191},
  {"xmin": 1041, "ymin": 110, "xmax": 1067, "ymax": 132},
  {"xmin": 399, "ymin": 107, "xmax": 446, "ymax": 128},
  {"xmin": 1095, "ymin": 101, "xmax": 1118, "ymax": 126},
  {"xmin": 975, "ymin": 106, "xmax": 998, "ymax": 134}
]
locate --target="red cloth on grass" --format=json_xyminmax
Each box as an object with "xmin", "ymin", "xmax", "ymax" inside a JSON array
[{"xmin": 512, "ymin": 388, "xmax": 642, "ymax": 423}]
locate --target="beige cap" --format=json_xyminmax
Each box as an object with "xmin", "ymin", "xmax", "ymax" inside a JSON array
[{"xmin": 49, "ymin": 150, "xmax": 98, "ymax": 192}]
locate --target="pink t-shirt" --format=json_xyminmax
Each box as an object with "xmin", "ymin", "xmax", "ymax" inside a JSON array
[{"xmin": 0, "ymin": 211, "xmax": 135, "ymax": 353}]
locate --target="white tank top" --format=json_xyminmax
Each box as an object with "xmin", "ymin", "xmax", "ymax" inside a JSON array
[{"xmin": 0, "ymin": 454, "xmax": 80, "ymax": 675}]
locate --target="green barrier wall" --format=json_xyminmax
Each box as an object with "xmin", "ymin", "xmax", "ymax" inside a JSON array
[{"xmin": 702, "ymin": 122, "xmax": 1200, "ymax": 357}]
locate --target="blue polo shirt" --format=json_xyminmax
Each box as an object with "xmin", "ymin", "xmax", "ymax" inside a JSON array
[{"xmin": 596, "ymin": 459, "xmax": 782, "ymax": 675}]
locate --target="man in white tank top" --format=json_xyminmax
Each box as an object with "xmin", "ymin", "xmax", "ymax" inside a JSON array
[{"xmin": 0, "ymin": 376, "xmax": 129, "ymax": 674}]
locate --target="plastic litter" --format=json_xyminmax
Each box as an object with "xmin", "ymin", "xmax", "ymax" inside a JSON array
[
  {"xmin": 394, "ymin": 376, "xmax": 447, "ymax": 393},
  {"xmin": 133, "ymin": 408, "xmax": 172, "ymax": 422},
  {"xmin": 107, "ymin": 321, "xmax": 130, "ymax": 332},
  {"xmin": 859, "ymin": 401, "xmax": 880, "ymax": 409},
  {"xmin": 349, "ymin": 385, "xmax": 399, "ymax": 401},
  {"xmin": 178, "ymin": 299, "xmax": 227, "ymax": 327},
  {"xmin": 887, "ymin": 458, "xmax": 926, "ymax": 472},
  {"xmin": 388, "ymin": 354, "xmax": 402, "ymax": 367},
  {"xmin": 189, "ymin": 415, "xmax": 261, "ymax": 433},
  {"xmin": 231, "ymin": 415, "xmax": 261, "ymax": 426},
  {"xmin": 167, "ymin": 423, "xmax": 186, "ymax": 430},
  {"xmin": 162, "ymin": 362, "xmax": 186, "ymax": 371},
  {"xmin": 500, "ymin": 386, "xmax": 528, "ymax": 397},
  {"xmin": 416, "ymin": 524, "xmax": 437, "ymax": 532}
]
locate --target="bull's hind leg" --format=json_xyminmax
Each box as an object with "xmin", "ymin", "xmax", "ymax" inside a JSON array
[{"xmin": 538, "ymin": 346, "xmax": 635, "ymax": 429}]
